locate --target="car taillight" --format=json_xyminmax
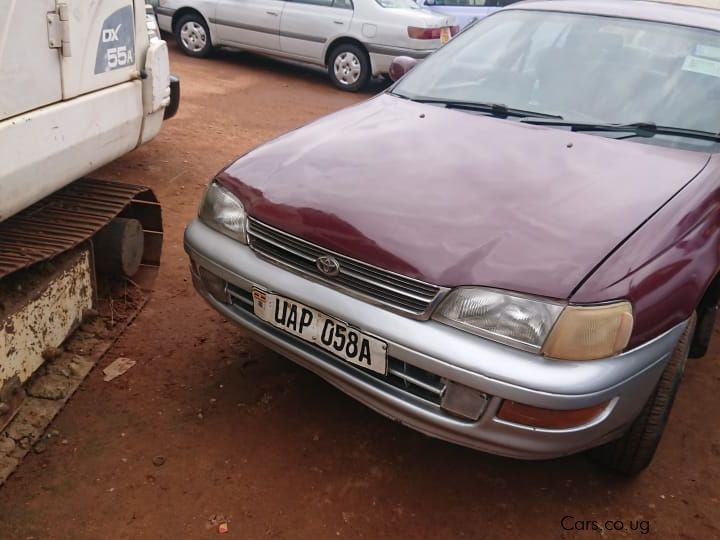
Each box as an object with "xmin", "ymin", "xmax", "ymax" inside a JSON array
[
  {"xmin": 407, "ymin": 26, "xmax": 460, "ymax": 40},
  {"xmin": 407, "ymin": 26, "xmax": 441, "ymax": 40}
]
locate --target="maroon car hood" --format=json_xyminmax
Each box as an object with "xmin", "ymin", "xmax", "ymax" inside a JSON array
[{"xmin": 219, "ymin": 94, "xmax": 710, "ymax": 300}]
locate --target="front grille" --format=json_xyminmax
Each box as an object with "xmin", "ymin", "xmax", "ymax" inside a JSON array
[
  {"xmin": 247, "ymin": 218, "xmax": 443, "ymax": 318},
  {"xmin": 226, "ymin": 283, "xmax": 446, "ymax": 405}
]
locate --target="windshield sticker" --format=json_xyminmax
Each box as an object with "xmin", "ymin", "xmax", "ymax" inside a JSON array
[
  {"xmin": 682, "ymin": 55, "xmax": 720, "ymax": 78},
  {"xmin": 695, "ymin": 44, "xmax": 720, "ymax": 60}
]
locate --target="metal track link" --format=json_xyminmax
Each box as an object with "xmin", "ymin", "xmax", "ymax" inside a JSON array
[{"xmin": 0, "ymin": 178, "xmax": 163, "ymax": 283}]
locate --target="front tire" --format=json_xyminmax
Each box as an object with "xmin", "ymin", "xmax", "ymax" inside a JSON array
[
  {"xmin": 328, "ymin": 44, "xmax": 371, "ymax": 92},
  {"xmin": 589, "ymin": 313, "xmax": 696, "ymax": 475},
  {"xmin": 175, "ymin": 14, "xmax": 212, "ymax": 58}
]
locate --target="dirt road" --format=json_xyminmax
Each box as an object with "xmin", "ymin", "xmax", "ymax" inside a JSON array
[{"xmin": 1, "ymin": 46, "xmax": 719, "ymax": 539}]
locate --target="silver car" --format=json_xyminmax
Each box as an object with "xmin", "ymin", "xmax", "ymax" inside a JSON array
[
  {"xmin": 155, "ymin": 0, "xmax": 457, "ymax": 90},
  {"xmin": 415, "ymin": 0, "xmax": 521, "ymax": 30}
]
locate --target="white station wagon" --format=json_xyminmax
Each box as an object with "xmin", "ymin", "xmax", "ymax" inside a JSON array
[{"xmin": 154, "ymin": 0, "xmax": 457, "ymax": 90}]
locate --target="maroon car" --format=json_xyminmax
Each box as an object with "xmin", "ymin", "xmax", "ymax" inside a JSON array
[{"xmin": 185, "ymin": 0, "xmax": 720, "ymax": 474}]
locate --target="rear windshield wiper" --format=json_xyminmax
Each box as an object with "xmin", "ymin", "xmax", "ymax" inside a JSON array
[
  {"xmin": 520, "ymin": 119, "xmax": 720, "ymax": 142},
  {"xmin": 408, "ymin": 98, "xmax": 563, "ymax": 120}
]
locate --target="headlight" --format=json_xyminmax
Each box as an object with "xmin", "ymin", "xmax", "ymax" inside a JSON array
[
  {"xmin": 198, "ymin": 180, "xmax": 248, "ymax": 243},
  {"xmin": 433, "ymin": 288, "xmax": 634, "ymax": 360},
  {"xmin": 433, "ymin": 288, "xmax": 564, "ymax": 353}
]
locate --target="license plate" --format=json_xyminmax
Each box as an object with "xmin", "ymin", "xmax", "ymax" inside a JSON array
[
  {"xmin": 440, "ymin": 27, "xmax": 451, "ymax": 44},
  {"xmin": 252, "ymin": 289, "xmax": 388, "ymax": 375}
]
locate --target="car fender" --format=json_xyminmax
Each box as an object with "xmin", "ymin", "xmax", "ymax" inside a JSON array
[
  {"xmin": 571, "ymin": 153, "xmax": 719, "ymax": 348},
  {"xmin": 321, "ymin": 31, "xmax": 372, "ymax": 65},
  {"xmin": 157, "ymin": 1, "xmax": 218, "ymax": 45}
]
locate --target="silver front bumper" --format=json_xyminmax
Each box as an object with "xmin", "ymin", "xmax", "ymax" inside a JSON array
[{"xmin": 184, "ymin": 219, "xmax": 686, "ymax": 460}]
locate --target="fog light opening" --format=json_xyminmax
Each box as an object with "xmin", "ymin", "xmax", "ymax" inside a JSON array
[
  {"xmin": 440, "ymin": 381, "xmax": 489, "ymax": 421},
  {"xmin": 199, "ymin": 267, "xmax": 228, "ymax": 303},
  {"xmin": 497, "ymin": 400, "xmax": 610, "ymax": 430}
]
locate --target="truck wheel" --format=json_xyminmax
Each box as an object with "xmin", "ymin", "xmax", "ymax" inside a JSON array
[
  {"xmin": 589, "ymin": 313, "xmax": 696, "ymax": 475},
  {"xmin": 175, "ymin": 14, "xmax": 212, "ymax": 58},
  {"xmin": 328, "ymin": 44, "xmax": 371, "ymax": 92}
]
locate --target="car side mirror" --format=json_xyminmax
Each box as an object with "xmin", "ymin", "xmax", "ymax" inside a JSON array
[{"xmin": 389, "ymin": 56, "xmax": 418, "ymax": 82}]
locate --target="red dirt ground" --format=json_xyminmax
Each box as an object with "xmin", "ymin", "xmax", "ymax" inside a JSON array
[{"xmin": 1, "ymin": 46, "xmax": 719, "ymax": 539}]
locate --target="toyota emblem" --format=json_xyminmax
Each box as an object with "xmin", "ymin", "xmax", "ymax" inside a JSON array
[{"xmin": 315, "ymin": 255, "xmax": 341, "ymax": 277}]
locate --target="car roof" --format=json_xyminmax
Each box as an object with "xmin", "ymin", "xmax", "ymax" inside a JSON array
[{"xmin": 505, "ymin": 0, "xmax": 720, "ymax": 32}]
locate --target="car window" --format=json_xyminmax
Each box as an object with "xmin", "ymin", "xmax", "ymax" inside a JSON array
[
  {"xmin": 290, "ymin": 0, "xmax": 334, "ymax": 5},
  {"xmin": 428, "ymin": 0, "xmax": 520, "ymax": 6},
  {"xmin": 392, "ymin": 10, "xmax": 720, "ymax": 151},
  {"xmin": 333, "ymin": 0, "xmax": 353, "ymax": 8},
  {"xmin": 376, "ymin": 0, "xmax": 420, "ymax": 9},
  {"xmin": 429, "ymin": 0, "xmax": 492, "ymax": 6}
]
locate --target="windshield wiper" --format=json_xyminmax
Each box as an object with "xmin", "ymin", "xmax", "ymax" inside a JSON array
[
  {"xmin": 519, "ymin": 119, "xmax": 720, "ymax": 142},
  {"xmin": 407, "ymin": 98, "xmax": 563, "ymax": 119}
]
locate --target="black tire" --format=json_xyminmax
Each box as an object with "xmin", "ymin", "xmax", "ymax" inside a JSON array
[
  {"xmin": 174, "ymin": 14, "xmax": 212, "ymax": 58},
  {"xmin": 689, "ymin": 304, "xmax": 716, "ymax": 358},
  {"xmin": 589, "ymin": 313, "xmax": 696, "ymax": 475},
  {"xmin": 327, "ymin": 43, "xmax": 371, "ymax": 92}
]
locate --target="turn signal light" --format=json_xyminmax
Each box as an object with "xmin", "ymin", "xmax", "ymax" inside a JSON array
[
  {"xmin": 497, "ymin": 400, "xmax": 610, "ymax": 429},
  {"xmin": 543, "ymin": 302, "xmax": 634, "ymax": 361}
]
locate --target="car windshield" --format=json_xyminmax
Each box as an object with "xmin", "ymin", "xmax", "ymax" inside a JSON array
[
  {"xmin": 392, "ymin": 10, "xmax": 720, "ymax": 150},
  {"xmin": 376, "ymin": 0, "xmax": 420, "ymax": 8}
]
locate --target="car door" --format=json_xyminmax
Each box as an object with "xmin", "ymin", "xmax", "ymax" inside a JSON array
[
  {"xmin": 279, "ymin": 0, "xmax": 353, "ymax": 62},
  {"xmin": 215, "ymin": 0, "xmax": 283, "ymax": 51}
]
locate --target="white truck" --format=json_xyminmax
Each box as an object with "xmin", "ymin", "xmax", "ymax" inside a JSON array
[{"xmin": 0, "ymin": 1, "xmax": 179, "ymax": 431}]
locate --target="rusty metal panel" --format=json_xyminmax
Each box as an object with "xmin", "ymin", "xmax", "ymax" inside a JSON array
[
  {"xmin": 0, "ymin": 178, "xmax": 163, "ymax": 279},
  {"xmin": 0, "ymin": 249, "xmax": 93, "ymax": 394}
]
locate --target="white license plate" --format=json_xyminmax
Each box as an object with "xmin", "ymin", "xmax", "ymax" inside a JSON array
[
  {"xmin": 440, "ymin": 27, "xmax": 451, "ymax": 44},
  {"xmin": 252, "ymin": 289, "xmax": 388, "ymax": 375}
]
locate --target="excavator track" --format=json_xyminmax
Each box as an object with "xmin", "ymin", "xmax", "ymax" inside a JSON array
[
  {"xmin": 0, "ymin": 177, "xmax": 163, "ymax": 283},
  {"xmin": 0, "ymin": 178, "xmax": 164, "ymax": 479}
]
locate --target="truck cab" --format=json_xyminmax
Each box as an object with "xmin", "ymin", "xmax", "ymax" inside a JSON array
[{"xmin": 0, "ymin": 1, "xmax": 180, "ymax": 222}]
